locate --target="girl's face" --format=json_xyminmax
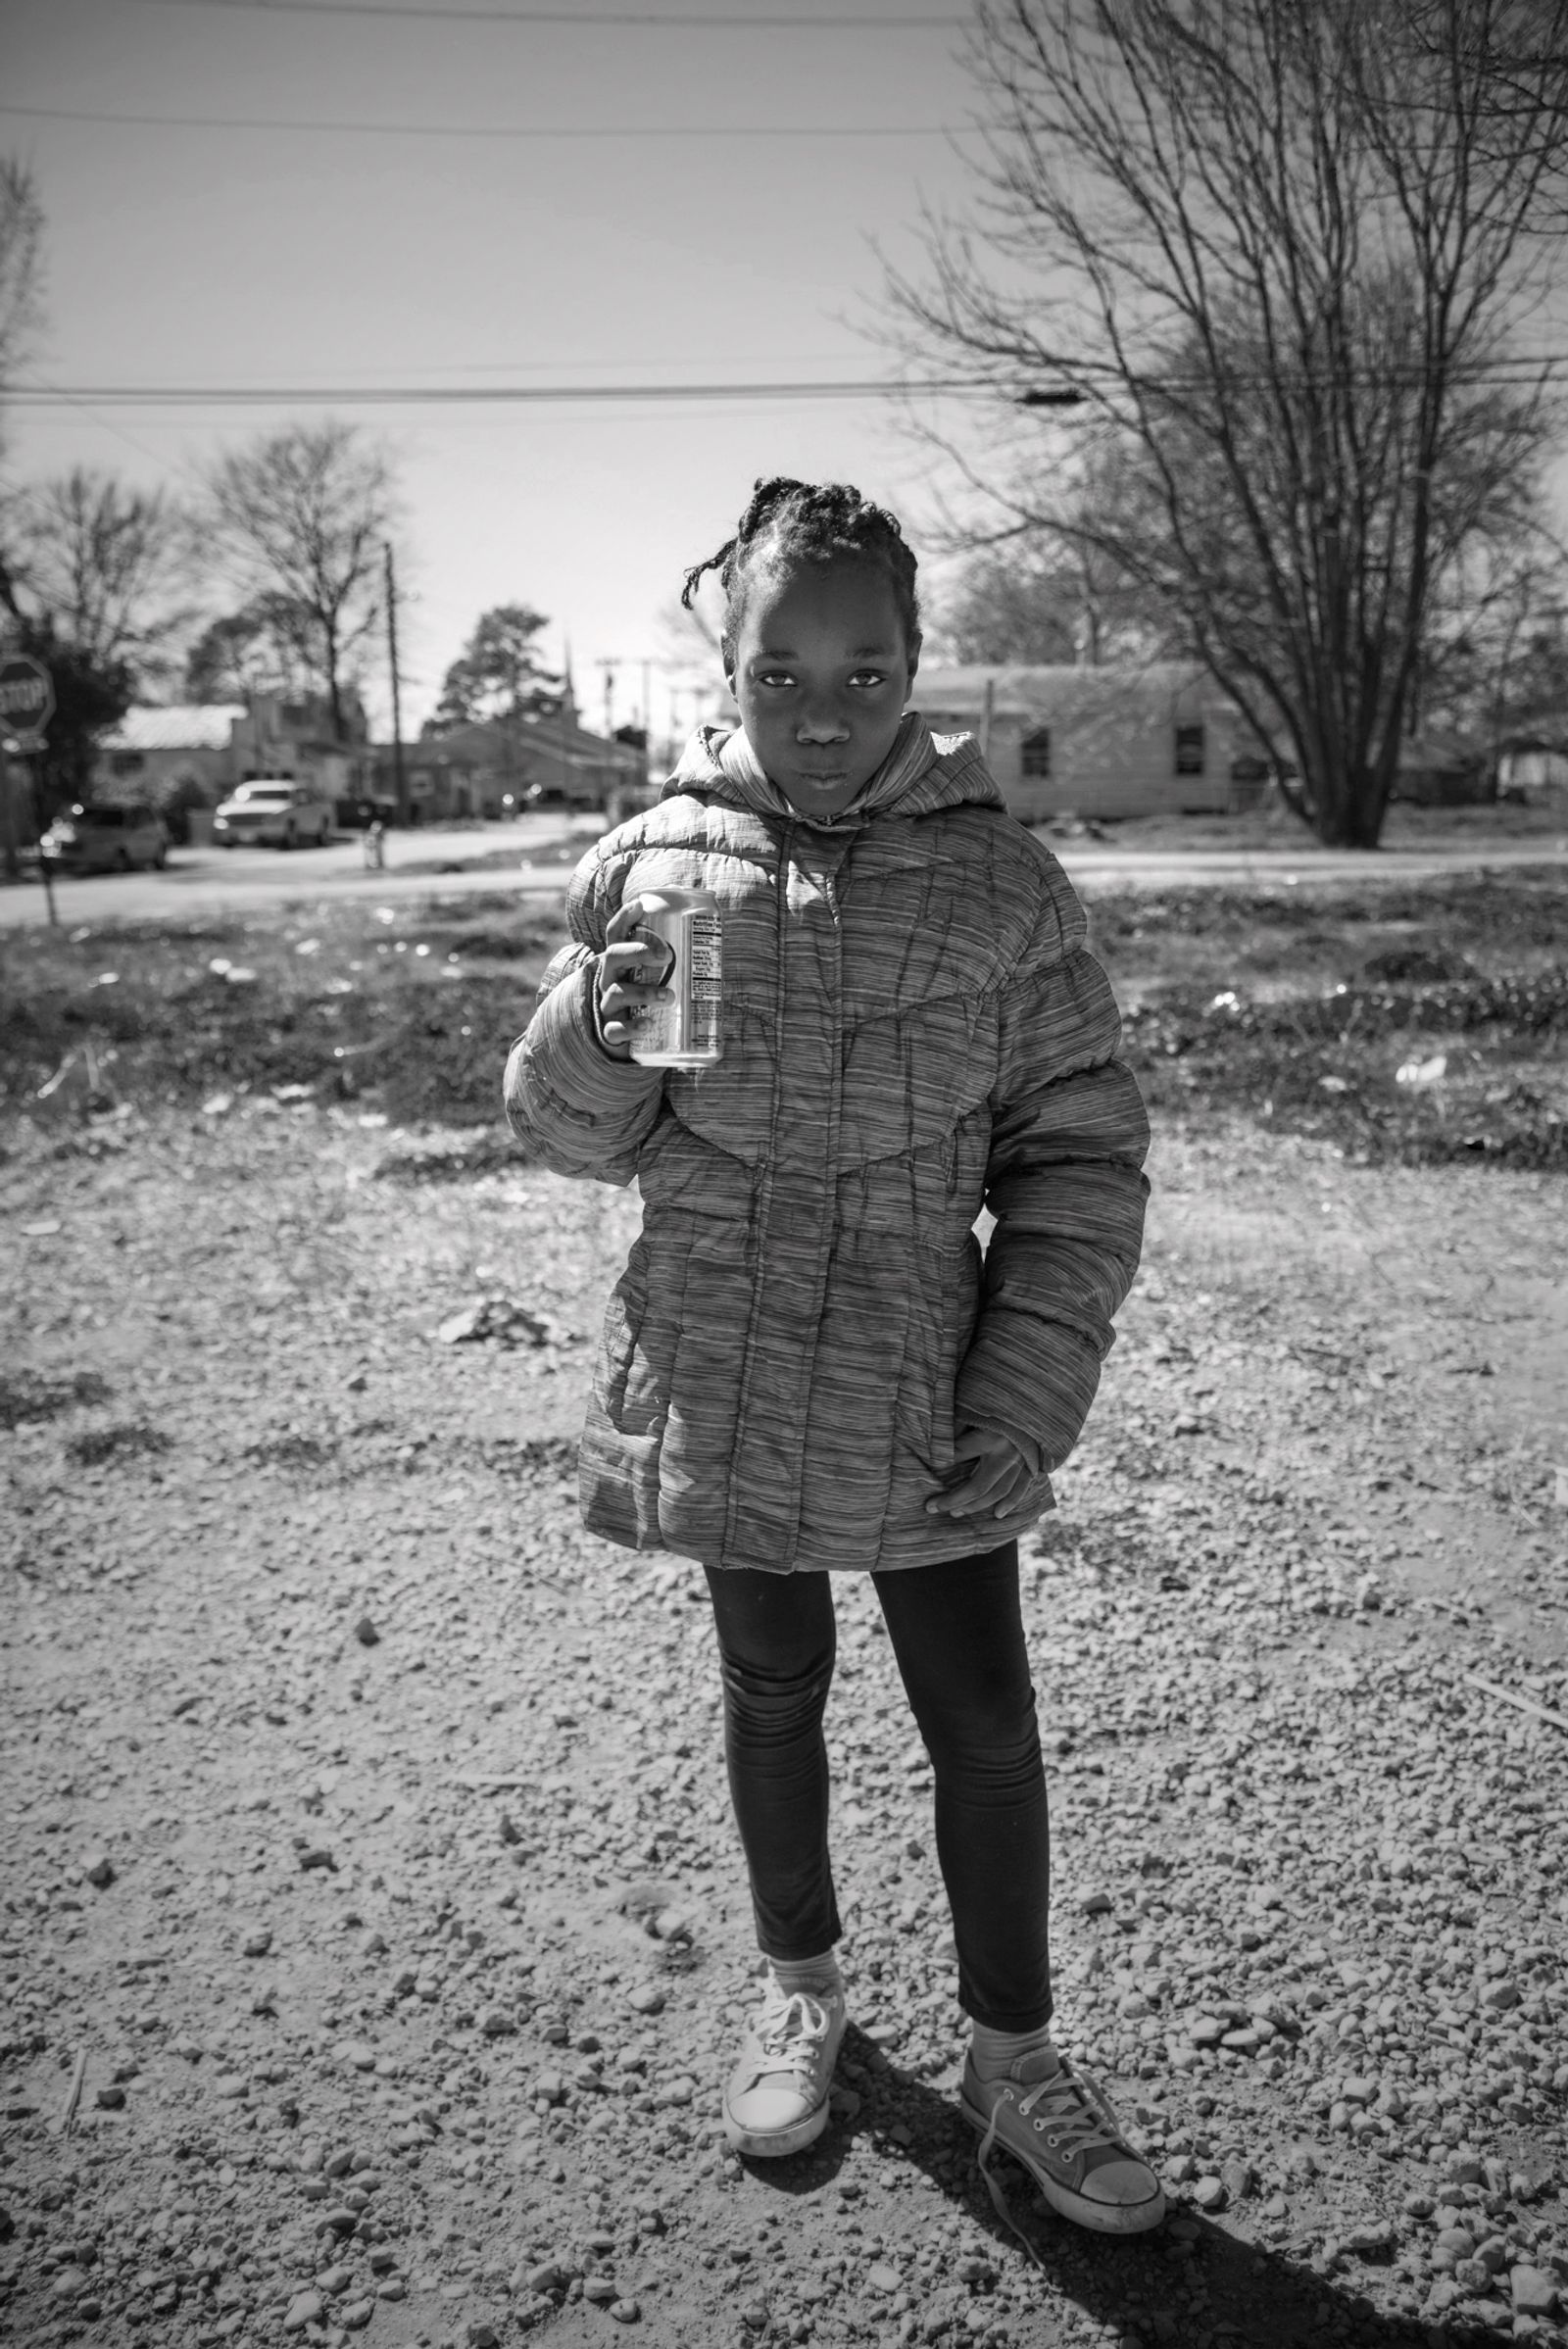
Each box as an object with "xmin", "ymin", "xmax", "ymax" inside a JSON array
[{"xmin": 727, "ymin": 558, "xmax": 918, "ymax": 821}]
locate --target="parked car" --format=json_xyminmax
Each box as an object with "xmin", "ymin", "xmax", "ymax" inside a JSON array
[
  {"xmin": 212, "ymin": 779, "xmax": 334, "ymax": 849},
  {"xmin": 39, "ymin": 802, "xmax": 169, "ymax": 873}
]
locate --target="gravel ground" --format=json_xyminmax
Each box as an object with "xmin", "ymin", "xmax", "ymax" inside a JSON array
[{"xmin": 2, "ymin": 1091, "xmax": 1566, "ymax": 2349}]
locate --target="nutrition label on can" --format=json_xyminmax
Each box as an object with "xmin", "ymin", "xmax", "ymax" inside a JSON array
[{"xmin": 688, "ymin": 911, "xmax": 720, "ymax": 1039}]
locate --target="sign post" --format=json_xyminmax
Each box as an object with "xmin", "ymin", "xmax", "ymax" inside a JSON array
[{"xmin": 0, "ymin": 652, "xmax": 59, "ymax": 928}]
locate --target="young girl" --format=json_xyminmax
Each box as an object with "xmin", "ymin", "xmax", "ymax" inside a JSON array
[{"xmin": 504, "ymin": 478, "xmax": 1162, "ymax": 2238}]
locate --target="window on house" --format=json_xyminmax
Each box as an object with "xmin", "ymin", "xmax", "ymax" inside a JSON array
[
  {"xmin": 1175, "ymin": 723, "xmax": 1205, "ymax": 776},
  {"xmin": 1021, "ymin": 727, "xmax": 1053, "ymax": 780},
  {"xmin": 111, "ymin": 752, "xmax": 145, "ymax": 777}
]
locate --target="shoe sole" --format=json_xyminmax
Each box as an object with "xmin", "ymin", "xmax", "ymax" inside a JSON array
[
  {"xmin": 959, "ymin": 2091, "xmax": 1166, "ymax": 2235},
  {"xmin": 721, "ymin": 2094, "xmax": 830, "ymax": 2160}
]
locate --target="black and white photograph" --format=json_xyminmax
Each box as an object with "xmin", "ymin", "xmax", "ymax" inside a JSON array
[{"xmin": 2, "ymin": 4, "xmax": 1566, "ymax": 2348}]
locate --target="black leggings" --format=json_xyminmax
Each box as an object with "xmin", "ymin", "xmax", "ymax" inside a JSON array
[{"xmin": 703, "ymin": 1542, "xmax": 1052, "ymax": 2032}]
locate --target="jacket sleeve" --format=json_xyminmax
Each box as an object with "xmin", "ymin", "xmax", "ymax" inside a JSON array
[
  {"xmin": 954, "ymin": 843, "xmax": 1151, "ymax": 1471},
  {"xmin": 502, "ymin": 845, "xmax": 664, "ymax": 1187}
]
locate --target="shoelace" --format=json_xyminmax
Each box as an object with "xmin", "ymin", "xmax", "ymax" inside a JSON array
[
  {"xmin": 755, "ymin": 1986, "xmax": 834, "ymax": 2081},
  {"xmin": 1016, "ymin": 2067, "xmax": 1121, "ymax": 2158},
  {"xmin": 972, "ymin": 2056, "xmax": 1125, "ymax": 2270}
]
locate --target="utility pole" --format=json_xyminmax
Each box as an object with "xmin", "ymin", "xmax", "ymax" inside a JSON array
[
  {"xmin": 0, "ymin": 740, "xmax": 17, "ymax": 883},
  {"xmin": 560, "ymin": 639, "xmax": 572, "ymax": 800},
  {"xmin": 597, "ymin": 657, "xmax": 618, "ymax": 741},
  {"xmin": 384, "ymin": 542, "xmax": 407, "ymax": 825},
  {"xmin": 27, "ymin": 752, "xmax": 58, "ymax": 927}
]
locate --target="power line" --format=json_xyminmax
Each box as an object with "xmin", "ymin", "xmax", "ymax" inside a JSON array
[
  {"xmin": 7, "ymin": 362, "xmax": 1565, "ymax": 412},
  {"xmin": 4, "ymin": 374, "xmax": 181, "ymax": 470},
  {"xmin": 0, "ymin": 101, "xmax": 966, "ymax": 139},
  {"xmin": 122, "ymin": 0, "xmax": 965, "ymax": 24},
  {"xmin": 5, "ymin": 376, "xmax": 1005, "ymax": 409}
]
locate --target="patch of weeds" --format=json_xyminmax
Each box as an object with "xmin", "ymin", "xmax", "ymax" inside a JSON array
[
  {"xmin": 1092, "ymin": 868, "xmax": 1568, "ymax": 966},
  {"xmin": 1358, "ymin": 946, "xmax": 1477, "ymax": 985},
  {"xmin": 66, "ymin": 1423, "xmax": 172, "ymax": 1467},
  {"xmin": 1125, "ymin": 967, "xmax": 1568, "ymax": 1171},
  {"xmin": 414, "ymin": 919, "xmax": 561, "ymax": 961},
  {"xmin": 0, "ymin": 1369, "xmax": 111, "ymax": 1430},
  {"xmin": 0, "ymin": 900, "xmax": 562, "ymax": 1129},
  {"xmin": 244, "ymin": 1433, "xmax": 339, "ymax": 1472},
  {"xmin": 467, "ymin": 1435, "xmax": 579, "ymax": 1481},
  {"xmin": 372, "ymin": 1131, "xmax": 530, "ymax": 1184}
]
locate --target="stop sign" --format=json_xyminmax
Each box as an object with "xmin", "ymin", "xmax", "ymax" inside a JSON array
[{"xmin": 0, "ymin": 653, "xmax": 55, "ymax": 754}]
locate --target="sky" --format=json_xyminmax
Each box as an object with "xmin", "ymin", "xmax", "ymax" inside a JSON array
[
  {"xmin": 8, "ymin": 1, "xmax": 1565, "ymax": 754},
  {"xmin": 3, "ymin": 0, "xmax": 1005, "ymax": 744}
]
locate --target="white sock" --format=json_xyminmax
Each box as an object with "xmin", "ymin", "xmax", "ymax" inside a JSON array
[
  {"xmin": 767, "ymin": 1949, "xmax": 843, "ymax": 1999},
  {"xmin": 968, "ymin": 2019, "xmax": 1057, "ymax": 2080}
]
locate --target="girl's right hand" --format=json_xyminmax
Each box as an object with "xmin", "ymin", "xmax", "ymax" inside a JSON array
[{"xmin": 596, "ymin": 896, "xmax": 675, "ymax": 1057}]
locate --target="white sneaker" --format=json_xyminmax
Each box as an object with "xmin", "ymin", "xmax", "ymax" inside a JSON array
[{"xmin": 721, "ymin": 1975, "xmax": 848, "ymax": 2158}]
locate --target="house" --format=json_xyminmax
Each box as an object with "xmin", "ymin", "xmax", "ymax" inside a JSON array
[
  {"xmin": 93, "ymin": 690, "xmax": 373, "ymax": 811},
  {"xmin": 1499, "ymin": 745, "xmax": 1568, "ymax": 798},
  {"xmin": 913, "ymin": 662, "xmax": 1264, "ymax": 822},
  {"xmin": 93, "ymin": 705, "xmax": 246, "ymax": 806},
  {"xmin": 231, "ymin": 690, "xmax": 372, "ymax": 805},
  {"xmin": 377, "ymin": 688, "xmax": 647, "ymax": 822},
  {"xmin": 1392, "ymin": 730, "xmax": 1491, "ymax": 807}
]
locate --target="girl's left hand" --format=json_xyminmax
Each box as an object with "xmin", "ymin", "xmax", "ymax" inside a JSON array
[{"xmin": 926, "ymin": 1427, "xmax": 1038, "ymax": 1522}]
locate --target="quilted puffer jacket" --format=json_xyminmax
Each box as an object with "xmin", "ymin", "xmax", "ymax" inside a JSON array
[{"xmin": 504, "ymin": 718, "xmax": 1150, "ymax": 1575}]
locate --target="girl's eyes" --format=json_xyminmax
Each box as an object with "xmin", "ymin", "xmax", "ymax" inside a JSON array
[{"xmin": 755, "ymin": 669, "xmax": 889, "ymax": 691}]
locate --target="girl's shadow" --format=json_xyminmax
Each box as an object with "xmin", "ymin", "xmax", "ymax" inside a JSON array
[{"xmin": 735, "ymin": 2022, "xmax": 1472, "ymax": 2346}]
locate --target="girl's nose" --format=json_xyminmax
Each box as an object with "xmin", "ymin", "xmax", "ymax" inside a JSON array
[{"xmin": 796, "ymin": 707, "xmax": 850, "ymax": 743}]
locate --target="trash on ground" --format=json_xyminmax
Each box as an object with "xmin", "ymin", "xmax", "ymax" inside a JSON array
[{"xmin": 436, "ymin": 1296, "xmax": 564, "ymax": 1348}]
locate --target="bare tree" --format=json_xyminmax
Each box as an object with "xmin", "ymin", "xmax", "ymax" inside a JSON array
[
  {"xmin": 930, "ymin": 522, "xmax": 1166, "ymax": 665},
  {"xmin": 1416, "ymin": 532, "xmax": 1568, "ymax": 775},
  {"xmin": 0, "ymin": 159, "xmax": 47, "ymax": 633},
  {"xmin": 928, "ymin": 551, "xmax": 1081, "ymax": 663},
  {"xmin": 202, "ymin": 421, "xmax": 395, "ymax": 739},
  {"xmin": 657, "ymin": 586, "xmax": 728, "ymax": 682},
  {"xmin": 7, "ymin": 467, "xmax": 202, "ymax": 692},
  {"xmin": 0, "ymin": 159, "xmax": 44, "ymax": 424},
  {"xmin": 184, "ymin": 596, "xmax": 318, "ymax": 704},
  {"xmin": 885, "ymin": 0, "xmax": 1568, "ymax": 845}
]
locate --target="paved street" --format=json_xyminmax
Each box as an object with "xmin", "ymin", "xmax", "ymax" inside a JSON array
[
  {"xmin": 0, "ymin": 815, "xmax": 605, "ymax": 928},
  {"xmin": 2, "ymin": 818, "xmax": 1565, "ymax": 927}
]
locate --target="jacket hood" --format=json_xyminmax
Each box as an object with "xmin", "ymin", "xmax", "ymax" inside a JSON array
[{"xmin": 661, "ymin": 710, "xmax": 1005, "ymax": 829}]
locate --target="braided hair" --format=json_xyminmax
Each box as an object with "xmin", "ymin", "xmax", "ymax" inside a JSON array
[{"xmin": 681, "ymin": 476, "xmax": 921, "ymax": 670}]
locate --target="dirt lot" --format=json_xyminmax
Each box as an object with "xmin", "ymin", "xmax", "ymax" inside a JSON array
[{"xmin": 2, "ymin": 870, "xmax": 1565, "ymax": 2349}]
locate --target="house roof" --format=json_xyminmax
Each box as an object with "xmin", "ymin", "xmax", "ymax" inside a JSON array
[
  {"xmin": 389, "ymin": 713, "xmax": 642, "ymax": 772},
  {"xmin": 916, "ymin": 661, "xmax": 1233, "ymax": 721},
  {"xmin": 101, "ymin": 705, "xmax": 245, "ymax": 753}
]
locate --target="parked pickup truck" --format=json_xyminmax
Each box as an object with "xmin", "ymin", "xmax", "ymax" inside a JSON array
[{"xmin": 213, "ymin": 779, "xmax": 334, "ymax": 849}]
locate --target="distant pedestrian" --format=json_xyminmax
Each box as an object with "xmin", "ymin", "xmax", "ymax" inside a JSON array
[
  {"xmin": 363, "ymin": 817, "xmax": 385, "ymax": 871},
  {"xmin": 505, "ymin": 477, "xmax": 1159, "ymax": 2239}
]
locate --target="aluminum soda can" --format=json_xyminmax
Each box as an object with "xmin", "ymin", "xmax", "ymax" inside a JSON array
[{"xmin": 627, "ymin": 888, "xmax": 723, "ymax": 1067}]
